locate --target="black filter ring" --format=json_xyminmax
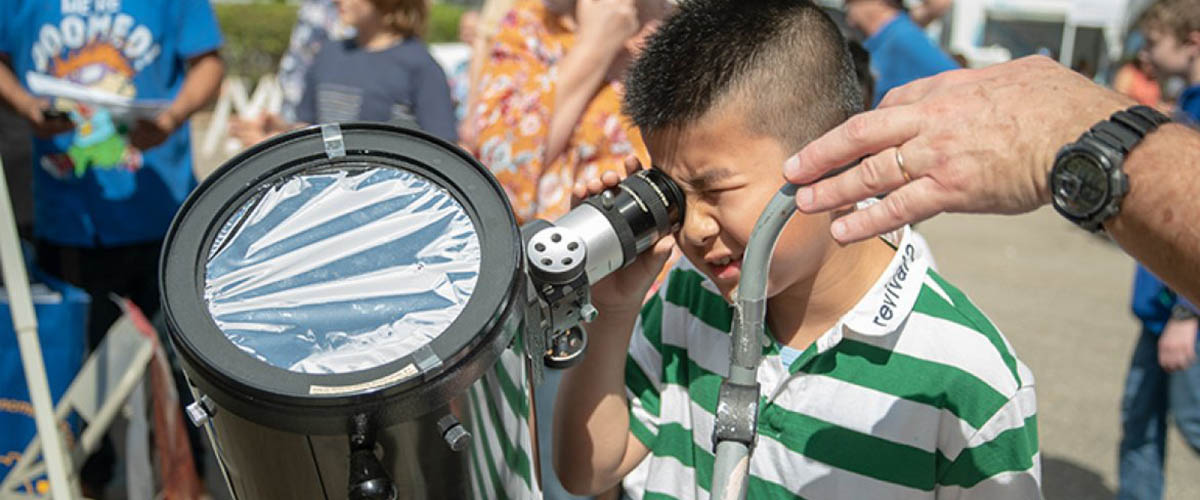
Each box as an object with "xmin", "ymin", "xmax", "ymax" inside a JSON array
[{"xmin": 160, "ymin": 123, "xmax": 524, "ymax": 434}]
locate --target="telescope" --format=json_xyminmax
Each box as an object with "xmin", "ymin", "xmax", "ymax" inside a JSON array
[{"xmin": 159, "ymin": 123, "xmax": 683, "ymax": 499}]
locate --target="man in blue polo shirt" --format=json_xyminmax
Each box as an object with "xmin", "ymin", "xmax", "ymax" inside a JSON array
[
  {"xmin": 845, "ymin": 0, "xmax": 958, "ymax": 107},
  {"xmin": 0, "ymin": 1, "xmax": 223, "ymax": 492}
]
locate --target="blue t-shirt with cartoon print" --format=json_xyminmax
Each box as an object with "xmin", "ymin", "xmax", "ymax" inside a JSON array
[{"xmin": 0, "ymin": 0, "xmax": 222, "ymax": 247}]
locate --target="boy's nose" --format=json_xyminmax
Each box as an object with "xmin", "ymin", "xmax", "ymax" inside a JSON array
[{"xmin": 681, "ymin": 204, "xmax": 719, "ymax": 248}]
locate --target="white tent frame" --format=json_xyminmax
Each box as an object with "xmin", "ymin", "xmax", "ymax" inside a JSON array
[{"xmin": 0, "ymin": 157, "xmax": 154, "ymax": 500}]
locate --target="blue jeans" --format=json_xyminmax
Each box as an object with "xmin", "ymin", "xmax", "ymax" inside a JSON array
[{"xmin": 1118, "ymin": 328, "xmax": 1200, "ymax": 499}]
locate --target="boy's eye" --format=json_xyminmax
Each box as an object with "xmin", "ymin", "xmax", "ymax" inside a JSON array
[{"xmin": 701, "ymin": 185, "xmax": 740, "ymax": 198}]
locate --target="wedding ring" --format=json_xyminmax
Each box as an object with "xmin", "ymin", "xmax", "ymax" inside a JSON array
[{"xmin": 895, "ymin": 148, "xmax": 912, "ymax": 183}]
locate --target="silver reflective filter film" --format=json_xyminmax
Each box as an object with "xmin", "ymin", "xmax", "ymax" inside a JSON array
[{"xmin": 203, "ymin": 167, "xmax": 480, "ymax": 374}]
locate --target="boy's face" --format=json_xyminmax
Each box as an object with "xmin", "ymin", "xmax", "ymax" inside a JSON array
[
  {"xmin": 332, "ymin": 0, "xmax": 380, "ymax": 31},
  {"xmin": 1144, "ymin": 29, "xmax": 1197, "ymax": 77},
  {"xmin": 647, "ymin": 102, "xmax": 838, "ymax": 302}
]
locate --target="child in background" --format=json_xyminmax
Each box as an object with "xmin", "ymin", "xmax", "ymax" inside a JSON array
[
  {"xmin": 232, "ymin": 0, "xmax": 456, "ymax": 144},
  {"xmin": 553, "ymin": 1, "xmax": 1040, "ymax": 498},
  {"xmin": 1116, "ymin": 2, "xmax": 1200, "ymax": 498}
]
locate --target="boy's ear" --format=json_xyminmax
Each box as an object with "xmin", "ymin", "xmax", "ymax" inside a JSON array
[{"xmin": 1189, "ymin": 31, "xmax": 1200, "ymax": 49}]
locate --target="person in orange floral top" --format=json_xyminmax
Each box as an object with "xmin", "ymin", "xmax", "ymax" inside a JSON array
[{"xmin": 468, "ymin": 0, "xmax": 672, "ymax": 224}]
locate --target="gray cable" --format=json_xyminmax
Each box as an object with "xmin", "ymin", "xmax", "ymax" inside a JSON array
[{"xmin": 710, "ymin": 183, "xmax": 798, "ymax": 500}]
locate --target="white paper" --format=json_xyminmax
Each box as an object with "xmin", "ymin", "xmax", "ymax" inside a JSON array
[{"xmin": 26, "ymin": 72, "xmax": 170, "ymax": 123}]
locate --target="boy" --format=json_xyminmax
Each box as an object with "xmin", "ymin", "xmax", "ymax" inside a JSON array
[
  {"xmin": 1144, "ymin": 0, "xmax": 1200, "ymax": 124},
  {"xmin": 552, "ymin": 1, "xmax": 1040, "ymax": 498},
  {"xmin": 0, "ymin": 0, "xmax": 223, "ymax": 494},
  {"xmin": 1117, "ymin": 2, "xmax": 1200, "ymax": 498}
]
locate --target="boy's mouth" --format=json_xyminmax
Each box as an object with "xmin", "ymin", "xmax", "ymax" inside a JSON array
[{"xmin": 708, "ymin": 255, "xmax": 742, "ymax": 281}]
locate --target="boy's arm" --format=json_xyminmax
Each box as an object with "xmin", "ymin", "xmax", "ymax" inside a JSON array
[
  {"xmin": 553, "ymin": 303, "xmax": 651, "ymax": 495},
  {"xmin": 553, "ymin": 162, "xmax": 671, "ymax": 495},
  {"xmin": 0, "ymin": 54, "xmax": 74, "ymax": 137},
  {"xmin": 166, "ymin": 52, "xmax": 225, "ymax": 126},
  {"xmin": 935, "ymin": 384, "xmax": 1040, "ymax": 499}
]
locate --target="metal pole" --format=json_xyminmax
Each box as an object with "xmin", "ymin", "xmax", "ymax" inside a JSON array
[
  {"xmin": 0, "ymin": 156, "xmax": 78, "ymax": 499},
  {"xmin": 1059, "ymin": 19, "xmax": 1077, "ymax": 68}
]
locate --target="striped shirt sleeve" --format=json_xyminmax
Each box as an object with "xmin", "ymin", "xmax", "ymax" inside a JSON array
[
  {"xmin": 936, "ymin": 383, "xmax": 1041, "ymax": 499},
  {"xmin": 626, "ymin": 290, "xmax": 666, "ymax": 448}
]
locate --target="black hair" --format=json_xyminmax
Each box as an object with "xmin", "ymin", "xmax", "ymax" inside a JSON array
[
  {"xmin": 848, "ymin": 40, "xmax": 875, "ymax": 109},
  {"xmin": 623, "ymin": 0, "xmax": 863, "ymax": 151}
]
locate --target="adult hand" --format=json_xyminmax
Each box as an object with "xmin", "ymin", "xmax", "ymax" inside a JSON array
[
  {"xmin": 1159, "ymin": 317, "xmax": 1198, "ymax": 372},
  {"xmin": 575, "ymin": 0, "xmax": 640, "ymax": 56},
  {"xmin": 16, "ymin": 95, "xmax": 74, "ymax": 138},
  {"xmin": 782, "ymin": 56, "xmax": 1134, "ymax": 243},
  {"xmin": 129, "ymin": 110, "xmax": 179, "ymax": 151}
]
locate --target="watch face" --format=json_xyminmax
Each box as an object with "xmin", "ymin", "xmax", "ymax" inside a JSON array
[{"xmin": 1052, "ymin": 152, "xmax": 1110, "ymax": 218}]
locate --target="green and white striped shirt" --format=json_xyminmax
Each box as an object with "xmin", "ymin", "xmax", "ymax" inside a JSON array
[
  {"xmin": 466, "ymin": 334, "xmax": 541, "ymax": 500},
  {"xmin": 623, "ymin": 227, "xmax": 1040, "ymax": 499}
]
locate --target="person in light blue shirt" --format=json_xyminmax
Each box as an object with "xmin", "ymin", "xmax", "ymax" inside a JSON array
[
  {"xmin": 0, "ymin": 0, "xmax": 223, "ymax": 493},
  {"xmin": 845, "ymin": 0, "xmax": 958, "ymax": 107},
  {"xmin": 0, "ymin": 0, "xmax": 223, "ymax": 250}
]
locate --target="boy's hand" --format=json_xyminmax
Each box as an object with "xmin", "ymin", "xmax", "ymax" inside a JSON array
[
  {"xmin": 1159, "ymin": 317, "xmax": 1198, "ymax": 372},
  {"xmin": 129, "ymin": 111, "xmax": 179, "ymax": 151},
  {"xmin": 17, "ymin": 95, "xmax": 74, "ymax": 138},
  {"xmin": 573, "ymin": 156, "xmax": 675, "ymax": 313}
]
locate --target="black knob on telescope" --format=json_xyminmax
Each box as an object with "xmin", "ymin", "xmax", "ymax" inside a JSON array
[{"xmin": 348, "ymin": 415, "xmax": 398, "ymax": 500}]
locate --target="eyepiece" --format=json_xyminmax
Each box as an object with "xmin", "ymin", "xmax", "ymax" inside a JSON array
[
  {"xmin": 636, "ymin": 168, "xmax": 686, "ymax": 236},
  {"xmin": 550, "ymin": 169, "xmax": 684, "ymax": 284},
  {"xmin": 591, "ymin": 168, "xmax": 685, "ymax": 257}
]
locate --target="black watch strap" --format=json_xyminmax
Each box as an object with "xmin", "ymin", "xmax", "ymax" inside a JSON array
[{"xmin": 1083, "ymin": 105, "xmax": 1170, "ymax": 154}]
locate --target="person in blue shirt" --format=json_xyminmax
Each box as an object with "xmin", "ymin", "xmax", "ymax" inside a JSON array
[
  {"xmin": 1122, "ymin": 267, "xmax": 1200, "ymax": 499},
  {"xmin": 845, "ymin": 0, "xmax": 958, "ymax": 107},
  {"xmin": 1117, "ymin": 3, "xmax": 1200, "ymax": 498},
  {"xmin": 0, "ymin": 0, "xmax": 223, "ymax": 336},
  {"xmin": 0, "ymin": 0, "xmax": 223, "ymax": 493}
]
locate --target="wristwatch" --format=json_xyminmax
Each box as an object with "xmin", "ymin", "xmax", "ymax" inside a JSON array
[{"xmin": 1049, "ymin": 105, "xmax": 1170, "ymax": 232}]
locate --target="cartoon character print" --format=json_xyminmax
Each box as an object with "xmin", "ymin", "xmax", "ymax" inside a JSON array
[{"xmin": 39, "ymin": 42, "xmax": 145, "ymax": 200}]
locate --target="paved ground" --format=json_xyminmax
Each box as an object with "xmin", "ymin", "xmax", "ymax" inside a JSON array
[{"xmin": 919, "ymin": 209, "xmax": 1200, "ymax": 499}]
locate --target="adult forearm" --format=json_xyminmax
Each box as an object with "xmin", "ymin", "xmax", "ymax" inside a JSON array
[
  {"xmin": 545, "ymin": 45, "xmax": 617, "ymax": 165},
  {"xmin": 553, "ymin": 306, "xmax": 639, "ymax": 494},
  {"xmin": 166, "ymin": 53, "xmax": 224, "ymax": 123},
  {"xmin": 1107, "ymin": 124, "xmax": 1200, "ymax": 304}
]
